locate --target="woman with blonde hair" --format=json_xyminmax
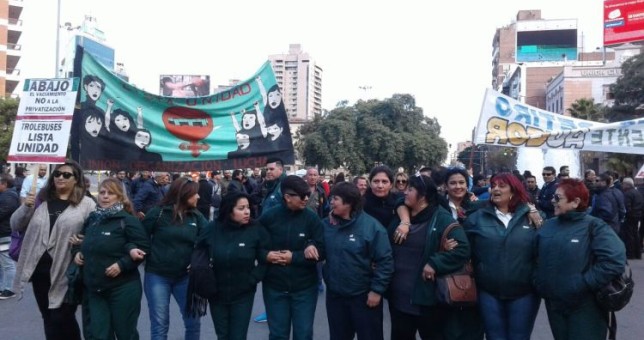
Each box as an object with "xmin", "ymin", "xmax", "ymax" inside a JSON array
[
  {"xmin": 394, "ymin": 172, "xmax": 409, "ymax": 194},
  {"xmin": 73, "ymin": 177, "xmax": 149, "ymax": 339}
]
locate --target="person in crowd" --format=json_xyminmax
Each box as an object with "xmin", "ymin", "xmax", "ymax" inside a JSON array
[
  {"xmin": 418, "ymin": 166, "xmax": 432, "ymax": 178},
  {"xmin": 221, "ymin": 170, "xmax": 232, "ymax": 197},
  {"xmin": 258, "ymin": 158, "xmax": 287, "ymax": 216},
  {"xmin": 209, "ymin": 171, "xmax": 223, "ymax": 220},
  {"xmin": 115, "ymin": 170, "xmax": 132, "ymax": 200},
  {"xmin": 305, "ymin": 167, "xmax": 329, "ymax": 293},
  {"xmin": 537, "ymin": 166, "xmax": 558, "ymax": 218},
  {"xmin": 227, "ymin": 169, "xmax": 247, "ymax": 194},
  {"xmin": 20, "ymin": 164, "xmax": 48, "ymax": 203},
  {"xmin": 323, "ymin": 182, "xmax": 393, "ymax": 340},
  {"xmin": 534, "ymin": 178, "xmax": 625, "ymax": 340},
  {"xmin": 133, "ymin": 172, "xmax": 169, "ymax": 219},
  {"xmin": 388, "ymin": 175, "xmax": 470, "ymax": 339},
  {"xmin": 142, "ymin": 177, "xmax": 209, "ymax": 340},
  {"xmin": 394, "ymin": 172, "xmax": 409, "ymax": 194},
  {"xmin": 130, "ymin": 171, "xmax": 151, "ymax": 198},
  {"xmin": 0, "ymin": 174, "xmax": 20, "ymax": 299},
  {"xmin": 583, "ymin": 169, "xmax": 597, "ymax": 192},
  {"xmin": 363, "ymin": 165, "xmax": 403, "ymax": 229},
  {"xmin": 83, "ymin": 176, "xmax": 97, "ymax": 204},
  {"xmin": 471, "ymin": 174, "xmax": 488, "ymax": 199},
  {"xmin": 259, "ymin": 175, "xmax": 325, "ymax": 339},
  {"xmin": 10, "ymin": 160, "xmax": 95, "ymax": 340},
  {"xmin": 463, "ymin": 173, "xmax": 541, "ymax": 340},
  {"xmin": 205, "ymin": 192, "xmax": 270, "ymax": 340},
  {"xmin": 352, "ymin": 176, "xmax": 369, "ymax": 196},
  {"xmin": 525, "ymin": 174, "xmax": 540, "ymax": 204},
  {"xmin": 621, "ymin": 177, "xmax": 643, "ymax": 259},
  {"xmin": 590, "ymin": 172, "xmax": 622, "ymax": 233},
  {"xmin": 196, "ymin": 172, "xmax": 214, "ymax": 220},
  {"xmin": 250, "ymin": 167, "xmax": 264, "ymax": 188},
  {"xmin": 13, "ymin": 166, "xmax": 26, "ymax": 195},
  {"xmin": 72, "ymin": 178, "xmax": 149, "ymax": 339},
  {"xmin": 334, "ymin": 172, "xmax": 346, "ymax": 184}
]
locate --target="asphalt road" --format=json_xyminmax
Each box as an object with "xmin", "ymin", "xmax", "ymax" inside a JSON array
[{"xmin": 2, "ymin": 258, "xmax": 644, "ymax": 339}]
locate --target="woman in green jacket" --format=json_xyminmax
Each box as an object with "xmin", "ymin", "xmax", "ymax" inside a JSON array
[
  {"xmin": 206, "ymin": 192, "xmax": 270, "ymax": 340},
  {"xmin": 142, "ymin": 177, "xmax": 209, "ymax": 340},
  {"xmin": 388, "ymin": 175, "xmax": 470, "ymax": 340},
  {"xmin": 535, "ymin": 178, "xmax": 625, "ymax": 340},
  {"xmin": 463, "ymin": 173, "xmax": 541, "ymax": 340},
  {"xmin": 73, "ymin": 177, "xmax": 149, "ymax": 339}
]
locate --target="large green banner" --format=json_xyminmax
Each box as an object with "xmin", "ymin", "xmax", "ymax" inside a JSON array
[{"xmin": 72, "ymin": 48, "xmax": 294, "ymax": 171}]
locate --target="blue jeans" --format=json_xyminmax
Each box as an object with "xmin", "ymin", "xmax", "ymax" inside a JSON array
[
  {"xmin": 263, "ymin": 285, "xmax": 318, "ymax": 340},
  {"xmin": 478, "ymin": 290, "xmax": 540, "ymax": 340},
  {"xmin": 144, "ymin": 272, "xmax": 201, "ymax": 340},
  {"xmin": 0, "ymin": 250, "xmax": 16, "ymax": 291}
]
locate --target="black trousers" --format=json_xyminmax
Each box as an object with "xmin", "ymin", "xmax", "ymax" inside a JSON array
[
  {"xmin": 389, "ymin": 304, "xmax": 447, "ymax": 340},
  {"xmin": 31, "ymin": 253, "xmax": 81, "ymax": 340}
]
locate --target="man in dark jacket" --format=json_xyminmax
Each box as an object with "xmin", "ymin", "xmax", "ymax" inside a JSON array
[
  {"xmin": 525, "ymin": 175, "xmax": 540, "ymax": 204},
  {"xmin": 622, "ymin": 177, "xmax": 643, "ymax": 259},
  {"xmin": 227, "ymin": 169, "xmax": 247, "ymax": 195},
  {"xmin": 197, "ymin": 173, "xmax": 214, "ymax": 220},
  {"xmin": 0, "ymin": 174, "xmax": 20, "ymax": 299},
  {"xmin": 538, "ymin": 166, "xmax": 558, "ymax": 218},
  {"xmin": 133, "ymin": 172, "xmax": 169, "ymax": 219},
  {"xmin": 591, "ymin": 173, "xmax": 622, "ymax": 233}
]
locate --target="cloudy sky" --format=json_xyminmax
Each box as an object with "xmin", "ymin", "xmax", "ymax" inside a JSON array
[{"xmin": 17, "ymin": 0, "xmax": 606, "ymax": 157}]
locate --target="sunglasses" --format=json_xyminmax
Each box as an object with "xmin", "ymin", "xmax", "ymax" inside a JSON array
[
  {"xmin": 552, "ymin": 194, "xmax": 564, "ymax": 202},
  {"xmin": 396, "ymin": 180, "xmax": 407, "ymax": 184},
  {"xmin": 53, "ymin": 170, "xmax": 74, "ymax": 179},
  {"xmin": 285, "ymin": 191, "xmax": 310, "ymax": 200},
  {"xmin": 542, "ymin": 173, "xmax": 553, "ymax": 176}
]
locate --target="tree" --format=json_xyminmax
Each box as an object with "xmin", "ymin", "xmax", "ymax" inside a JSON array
[
  {"xmin": 566, "ymin": 97, "xmax": 606, "ymax": 122},
  {"xmin": 298, "ymin": 94, "xmax": 448, "ymax": 174},
  {"xmin": 0, "ymin": 97, "xmax": 19, "ymax": 162}
]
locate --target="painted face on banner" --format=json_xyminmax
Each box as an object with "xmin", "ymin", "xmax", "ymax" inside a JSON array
[
  {"xmin": 268, "ymin": 89, "xmax": 282, "ymax": 109},
  {"xmin": 115, "ymin": 114, "xmax": 130, "ymax": 132},
  {"xmin": 84, "ymin": 81, "xmax": 103, "ymax": 101},
  {"xmin": 236, "ymin": 133, "xmax": 250, "ymax": 149},
  {"xmin": 135, "ymin": 130, "xmax": 151, "ymax": 149},
  {"xmin": 242, "ymin": 112, "xmax": 256, "ymax": 130},
  {"xmin": 267, "ymin": 124, "xmax": 283, "ymax": 141},
  {"xmin": 85, "ymin": 117, "xmax": 103, "ymax": 137}
]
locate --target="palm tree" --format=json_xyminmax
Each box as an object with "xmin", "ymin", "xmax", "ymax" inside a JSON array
[{"xmin": 566, "ymin": 98, "xmax": 606, "ymax": 122}]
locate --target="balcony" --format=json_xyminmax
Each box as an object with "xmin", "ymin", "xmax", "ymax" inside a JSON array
[
  {"xmin": 9, "ymin": 0, "xmax": 23, "ymax": 18},
  {"xmin": 8, "ymin": 18, "xmax": 23, "ymax": 43},
  {"xmin": 5, "ymin": 68, "xmax": 21, "ymax": 95}
]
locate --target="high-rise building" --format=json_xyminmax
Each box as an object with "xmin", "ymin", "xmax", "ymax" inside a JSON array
[
  {"xmin": 59, "ymin": 16, "xmax": 115, "ymax": 79},
  {"xmin": 268, "ymin": 44, "xmax": 322, "ymax": 125},
  {"xmin": 0, "ymin": 0, "xmax": 23, "ymax": 97}
]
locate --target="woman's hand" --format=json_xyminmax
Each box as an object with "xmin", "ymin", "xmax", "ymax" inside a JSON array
[
  {"xmin": 74, "ymin": 252, "xmax": 84, "ymax": 266},
  {"xmin": 422, "ymin": 263, "xmax": 436, "ymax": 281},
  {"xmin": 393, "ymin": 222, "xmax": 410, "ymax": 244},
  {"xmin": 24, "ymin": 193, "xmax": 35, "ymax": 208},
  {"xmin": 527, "ymin": 204, "xmax": 543, "ymax": 228},
  {"xmin": 105, "ymin": 263, "xmax": 121, "ymax": 277},
  {"xmin": 443, "ymin": 238, "xmax": 458, "ymax": 251},
  {"xmin": 304, "ymin": 245, "xmax": 319, "ymax": 261},
  {"xmin": 130, "ymin": 248, "xmax": 146, "ymax": 261},
  {"xmin": 366, "ymin": 291, "xmax": 382, "ymax": 308},
  {"xmin": 69, "ymin": 234, "xmax": 84, "ymax": 245}
]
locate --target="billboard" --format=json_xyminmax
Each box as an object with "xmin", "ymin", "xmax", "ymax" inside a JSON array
[
  {"xmin": 516, "ymin": 29, "xmax": 578, "ymax": 62},
  {"xmin": 159, "ymin": 75, "xmax": 210, "ymax": 97},
  {"xmin": 604, "ymin": 0, "xmax": 644, "ymax": 46}
]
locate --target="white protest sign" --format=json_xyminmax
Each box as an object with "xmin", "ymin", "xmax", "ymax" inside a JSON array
[
  {"xmin": 8, "ymin": 78, "xmax": 79, "ymax": 164},
  {"xmin": 474, "ymin": 89, "xmax": 644, "ymax": 154}
]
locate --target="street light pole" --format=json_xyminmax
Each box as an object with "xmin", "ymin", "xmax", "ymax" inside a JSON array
[{"xmin": 55, "ymin": 0, "xmax": 61, "ymax": 77}]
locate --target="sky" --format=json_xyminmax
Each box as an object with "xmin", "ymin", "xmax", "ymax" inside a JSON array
[{"xmin": 17, "ymin": 0, "xmax": 606, "ymax": 158}]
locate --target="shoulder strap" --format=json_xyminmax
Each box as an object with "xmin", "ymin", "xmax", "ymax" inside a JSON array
[{"xmin": 440, "ymin": 222, "xmax": 461, "ymax": 252}]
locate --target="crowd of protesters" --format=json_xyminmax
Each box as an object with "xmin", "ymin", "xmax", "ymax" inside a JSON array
[{"xmin": 0, "ymin": 159, "xmax": 641, "ymax": 340}]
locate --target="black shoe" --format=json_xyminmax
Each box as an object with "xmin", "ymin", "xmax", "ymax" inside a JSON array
[{"xmin": 0, "ymin": 290, "xmax": 15, "ymax": 300}]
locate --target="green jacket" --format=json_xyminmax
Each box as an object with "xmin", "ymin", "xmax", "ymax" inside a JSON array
[
  {"xmin": 207, "ymin": 219, "xmax": 270, "ymax": 303},
  {"xmin": 534, "ymin": 211, "xmax": 626, "ymax": 310},
  {"xmin": 75, "ymin": 210, "xmax": 149, "ymax": 292},
  {"xmin": 322, "ymin": 211, "xmax": 393, "ymax": 296},
  {"xmin": 259, "ymin": 204, "xmax": 325, "ymax": 292},
  {"xmin": 143, "ymin": 205, "xmax": 210, "ymax": 279},
  {"xmin": 463, "ymin": 203, "xmax": 538, "ymax": 299},
  {"xmin": 389, "ymin": 206, "xmax": 470, "ymax": 307}
]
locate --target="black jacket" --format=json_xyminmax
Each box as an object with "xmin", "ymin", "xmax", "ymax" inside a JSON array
[{"xmin": 0, "ymin": 188, "xmax": 20, "ymax": 237}]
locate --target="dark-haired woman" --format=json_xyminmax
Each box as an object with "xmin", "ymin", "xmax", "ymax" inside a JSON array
[
  {"xmin": 463, "ymin": 173, "xmax": 541, "ymax": 340},
  {"xmin": 205, "ymin": 192, "xmax": 270, "ymax": 340},
  {"xmin": 73, "ymin": 178, "xmax": 149, "ymax": 339},
  {"xmin": 11, "ymin": 160, "xmax": 95, "ymax": 340},
  {"xmin": 142, "ymin": 177, "xmax": 209, "ymax": 340},
  {"xmin": 535, "ymin": 179, "xmax": 625, "ymax": 340},
  {"xmin": 363, "ymin": 166, "xmax": 406, "ymax": 233},
  {"xmin": 323, "ymin": 182, "xmax": 393, "ymax": 340},
  {"xmin": 388, "ymin": 175, "xmax": 470, "ymax": 340}
]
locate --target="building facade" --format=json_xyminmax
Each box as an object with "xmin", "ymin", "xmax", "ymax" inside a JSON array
[{"xmin": 0, "ymin": 0, "xmax": 23, "ymax": 97}]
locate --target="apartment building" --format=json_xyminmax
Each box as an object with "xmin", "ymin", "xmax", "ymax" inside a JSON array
[{"xmin": 0, "ymin": 0, "xmax": 23, "ymax": 97}]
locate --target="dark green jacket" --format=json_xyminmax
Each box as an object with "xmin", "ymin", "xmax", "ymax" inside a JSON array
[
  {"xmin": 389, "ymin": 206, "xmax": 470, "ymax": 306},
  {"xmin": 74, "ymin": 210, "xmax": 149, "ymax": 292},
  {"xmin": 534, "ymin": 211, "xmax": 625, "ymax": 310},
  {"xmin": 206, "ymin": 219, "xmax": 270, "ymax": 304},
  {"xmin": 259, "ymin": 204, "xmax": 325, "ymax": 292},
  {"xmin": 323, "ymin": 211, "xmax": 393, "ymax": 296},
  {"xmin": 143, "ymin": 205, "xmax": 210, "ymax": 279},
  {"xmin": 464, "ymin": 203, "xmax": 538, "ymax": 299}
]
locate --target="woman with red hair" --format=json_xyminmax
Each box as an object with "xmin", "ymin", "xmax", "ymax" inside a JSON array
[
  {"xmin": 535, "ymin": 178, "xmax": 625, "ymax": 340},
  {"xmin": 463, "ymin": 172, "xmax": 542, "ymax": 340}
]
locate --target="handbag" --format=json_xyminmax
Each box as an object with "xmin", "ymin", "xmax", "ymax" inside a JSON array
[
  {"xmin": 185, "ymin": 243, "xmax": 217, "ymax": 318},
  {"xmin": 8, "ymin": 231, "xmax": 22, "ymax": 261},
  {"xmin": 435, "ymin": 222, "xmax": 478, "ymax": 307}
]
